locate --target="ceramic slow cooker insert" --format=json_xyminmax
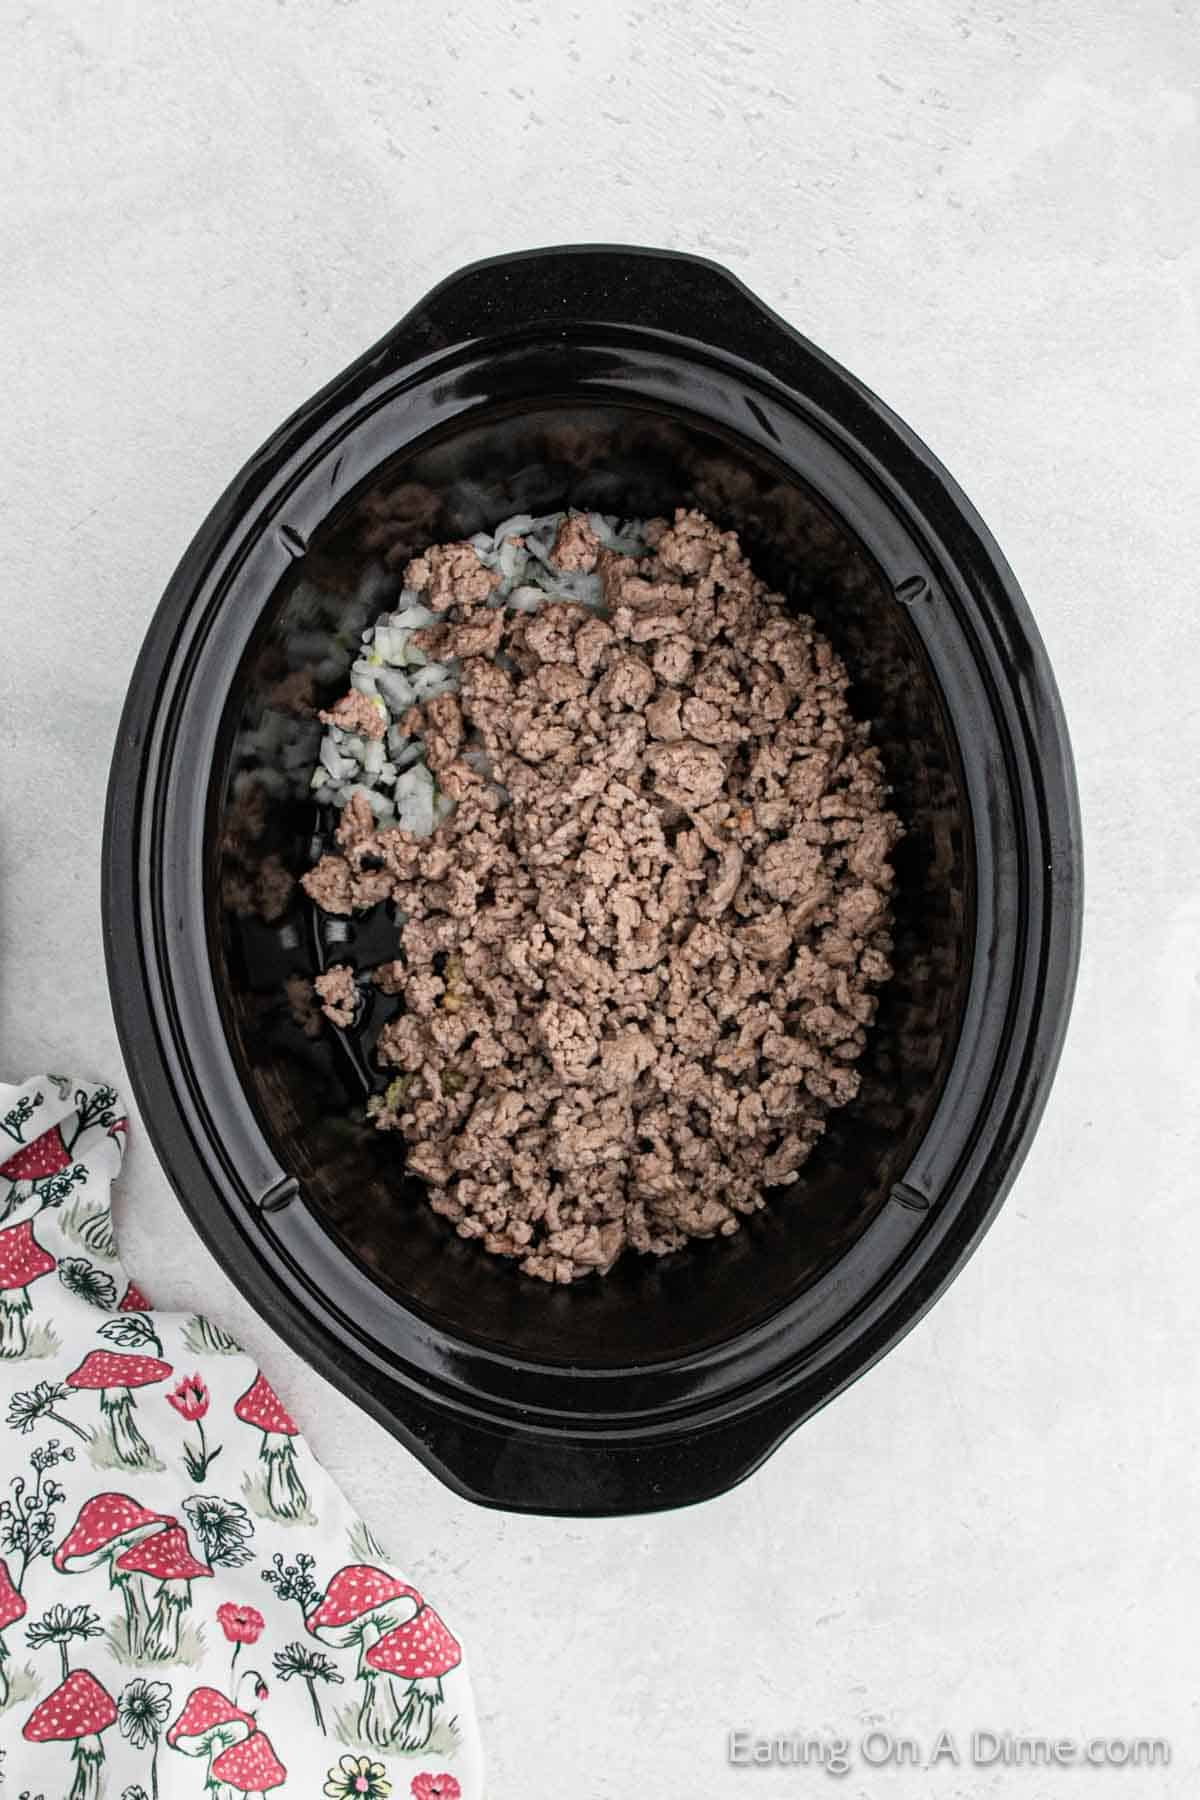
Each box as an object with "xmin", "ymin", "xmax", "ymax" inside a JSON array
[{"xmin": 103, "ymin": 247, "xmax": 1081, "ymax": 1515}]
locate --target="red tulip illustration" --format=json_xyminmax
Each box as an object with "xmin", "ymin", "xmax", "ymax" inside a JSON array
[
  {"xmin": 65, "ymin": 1349, "xmax": 171, "ymax": 1467},
  {"xmin": 218, "ymin": 1601, "xmax": 264, "ymax": 1679},
  {"xmin": 168, "ymin": 1373, "xmax": 221, "ymax": 1480},
  {"xmin": 168, "ymin": 1375, "xmax": 208, "ymax": 1421},
  {"xmin": 0, "ymin": 1221, "xmax": 56, "ymax": 1359},
  {"xmin": 307, "ymin": 1566, "xmax": 422, "ymax": 1749},
  {"xmin": 23, "ymin": 1668, "xmax": 117, "ymax": 1800},
  {"xmin": 116, "ymin": 1525, "xmax": 212, "ymax": 1662},
  {"xmin": 0, "ymin": 1558, "xmax": 27, "ymax": 1708},
  {"xmin": 55, "ymin": 1493, "xmax": 175, "ymax": 1661},
  {"xmin": 366, "ymin": 1602, "xmax": 462, "ymax": 1752},
  {"xmin": 234, "ymin": 1372, "xmax": 309, "ymax": 1520}
]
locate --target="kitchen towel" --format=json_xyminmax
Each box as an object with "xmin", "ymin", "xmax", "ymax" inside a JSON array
[{"xmin": 0, "ymin": 1073, "xmax": 483, "ymax": 1800}]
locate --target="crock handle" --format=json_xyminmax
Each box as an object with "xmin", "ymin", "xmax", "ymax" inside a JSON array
[
  {"xmin": 378, "ymin": 244, "xmax": 822, "ymax": 386},
  {"xmin": 386, "ymin": 1382, "xmax": 809, "ymax": 1517}
]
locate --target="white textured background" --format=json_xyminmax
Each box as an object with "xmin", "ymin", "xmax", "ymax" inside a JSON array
[{"xmin": 2, "ymin": 2, "xmax": 1198, "ymax": 1796}]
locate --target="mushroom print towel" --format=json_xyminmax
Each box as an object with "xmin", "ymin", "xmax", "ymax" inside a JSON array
[{"xmin": 0, "ymin": 1075, "xmax": 483, "ymax": 1800}]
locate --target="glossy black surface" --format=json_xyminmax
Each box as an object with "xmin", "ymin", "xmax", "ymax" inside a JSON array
[{"xmin": 103, "ymin": 247, "xmax": 1082, "ymax": 1514}]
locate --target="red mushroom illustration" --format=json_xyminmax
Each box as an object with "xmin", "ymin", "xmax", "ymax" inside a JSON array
[
  {"xmin": 365, "ymin": 1602, "xmax": 462, "ymax": 1752},
  {"xmin": 306, "ymin": 1565, "xmax": 422, "ymax": 1749},
  {"xmin": 167, "ymin": 1684, "xmax": 255, "ymax": 1792},
  {"xmin": 0, "ymin": 1220, "xmax": 57, "ymax": 1359},
  {"xmin": 65, "ymin": 1348, "xmax": 172, "ymax": 1467},
  {"xmin": 233, "ymin": 1372, "xmax": 309, "ymax": 1520},
  {"xmin": 0, "ymin": 1122, "xmax": 72, "ymax": 1185},
  {"xmin": 54, "ymin": 1492, "xmax": 174, "ymax": 1661},
  {"xmin": 116, "ymin": 1524, "xmax": 213, "ymax": 1662},
  {"xmin": 210, "ymin": 1726, "xmax": 287, "ymax": 1798},
  {"xmin": 22, "ymin": 1668, "xmax": 117, "ymax": 1800},
  {"xmin": 0, "ymin": 1556, "xmax": 27, "ymax": 1708}
]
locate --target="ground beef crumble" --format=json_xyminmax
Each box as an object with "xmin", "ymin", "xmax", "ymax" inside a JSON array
[
  {"xmin": 314, "ymin": 964, "xmax": 358, "ymax": 1029},
  {"xmin": 318, "ymin": 689, "xmax": 386, "ymax": 741},
  {"xmin": 303, "ymin": 509, "xmax": 900, "ymax": 1283}
]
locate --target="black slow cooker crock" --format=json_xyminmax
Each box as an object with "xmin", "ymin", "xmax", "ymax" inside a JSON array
[{"xmin": 103, "ymin": 246, "xmax": 1081, "ymax": 1516}]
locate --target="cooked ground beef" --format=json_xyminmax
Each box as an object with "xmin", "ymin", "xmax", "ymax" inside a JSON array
[
  {"xmin": 303, "ymin": 510, "xmax": 900, "ymax": 1282},
  {"xmin": 314, "ymin": 964, "xmax": 358, "ymax": 1029},
  {"xmin": 318, "ymin": 689, "xmax": 386, "ymax": 741}
]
